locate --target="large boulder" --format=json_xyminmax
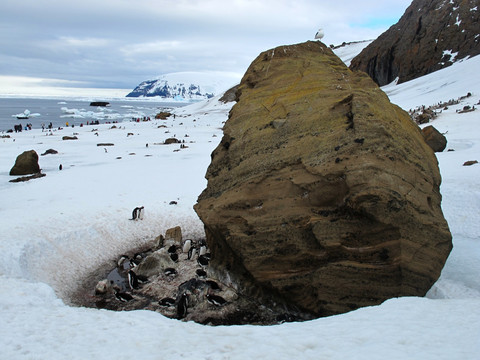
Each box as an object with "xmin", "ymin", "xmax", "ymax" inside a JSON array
[
  {"xmin": 422, "ymin": 125, "xmax": 447, "ymax": 152},
  {"xmin": 10, "ymin": 150, "xmax": 40, "ymax": 176},
  {"xmin": 194, "ymin": 41, "xmax": 452, "ymax": 317},
  {"xmin": 350, "ymin": 0, "xmax": 480, "ymax": 86}
]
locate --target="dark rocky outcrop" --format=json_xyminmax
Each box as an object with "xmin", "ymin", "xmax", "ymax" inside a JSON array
[
  {"xmin": 350, "ymin": 0, "xmax": 480, "ymax": 86},
  {"xmin": 219, "ymin": 85, "xmax": 240, "ymax": 103},
  {"xmin": 62, "ymin": 136, "xmax": 78, "ymax": 141},
  {"xmin": 194, "ymin": 41, "xmax": 452, "ymax": 318},
  {"xmin": 10, "ymin": 150, "xmax": 41, "ymax": 176},
  {"xmin": 422, "ymin": 125, "xmax": 447, "ymax": 152}
]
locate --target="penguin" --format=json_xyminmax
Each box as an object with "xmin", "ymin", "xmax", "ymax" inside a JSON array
[
  {"xmin": 206, "ymin": 294, "xmax": 227, "ymax": 307},
  {"xmin": 136, "ymin": 274, "xmax": 149, "ymax": 284},
  {"xmin": 177, "ymin": 292, "xmax": 188, "ymax": 319},
  {"xmin": 114, "ymin": 291, "xmax": 134, "ymax": 302},
  {"xmin": 168, "ymin": 245, "xmax": 177, "ymax": 254},
  {"xmin": 170, "ymin": 253, "xmax": 179, "ymax": 262},
  {"xmin": 206, "ymin": 280, "xmax": 221, "ymax": 291},
  {"xmin": 197, "ymin": 255, "xmax": 209, "ymax": 267},
  {"xmin": 127, "ymin": 270, "xmax": 139, "ymax": 290},
  {"xmin": 117, "ymin": 255, "xmax": 129, "ymax": 268},
  {"xmin": 159, "ymin": 297, "xmax": 175, "ymax": 307},
  {"xmin": 137, "ymin": 206, "xmax": 144, "ymax": 220},
  {"xmin": 130, "ymin": 207, "xmax": 138, "ymax": 220},
  {"xmin": 196, "ymin": 269, "xmax": 207, "ymax": 278},
  {"xmin": 199, "ymin": 245, "xmax": 207, "ymax": 256},
  {"xmin": 187, "ymin": 246, "xmax": 197, "ymax": 260},
  {"xmin": 182, "ymin": 239, "xmax": 192, "ymax": 253},
  {"xmin": 164, "ymin": 268, "xmax": 177, "ymax": 276}
]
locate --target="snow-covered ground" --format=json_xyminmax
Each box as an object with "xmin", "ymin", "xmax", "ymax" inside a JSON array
[{"xmin": 0, "ymin": 46, "xmax": 479, "ymax": 359}]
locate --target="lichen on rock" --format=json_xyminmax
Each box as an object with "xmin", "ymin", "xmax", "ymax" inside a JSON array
[{"xmin": 194, "ymin": 41, "xmax": 452, "ymax": 318}]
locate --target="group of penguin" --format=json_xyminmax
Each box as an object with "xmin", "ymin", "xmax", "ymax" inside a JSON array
[{"xmin": 106, "ymin": 238, "xmax": 228, "ymax": 319}]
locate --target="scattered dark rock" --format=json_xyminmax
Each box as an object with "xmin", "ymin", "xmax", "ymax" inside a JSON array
[
  {"xmin": 164, "ymin": 138, "xmax": 181, "ymax": 144},
  {"xmin": 422, "ymin": 125, "xmax": 447, "ymax": 152},
  {"xmin": 155, "ymin": 112, "xmax": 172, "ymax": 120},
  {"xmin": 10, "ymin": 150, "xmax": 40, "ymax": 176},
  {"xmin": 62, "ymin": 136, "xmax": 78, "ymax": 140},
  {"xmin": 9, "ymin": 172, "xmax": 46, "ymax": 183},
  {"xmin": 97, "ymin": 143, "xmax": 114, "ymax": 146},
  {"xmin": 463, "ymin": 160, "xmax": 478, "ymax": 166},
  {"xmin": 41, "ymin": 149, "xmax": 58, "ymax": 156}
]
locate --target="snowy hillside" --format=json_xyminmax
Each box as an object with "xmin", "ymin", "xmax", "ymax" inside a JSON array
[
  {"xmin": 126, "ymin": 71, "xmax": 241, "ymax": 101},
  {"xmin": 0, "ymin": 43, "xmax": 479, "ymax": 359}
]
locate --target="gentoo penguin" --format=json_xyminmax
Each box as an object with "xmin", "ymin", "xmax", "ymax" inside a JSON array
[
  {"xmin": 136, "ymin": 274, "xmax": 149, "ymax": 284},
  {"xmin": 167, "ymin": 245, "xmax": 177, "ymax": 254},
  {"xmin": 114, "ymin": 291, "xmax": 134, "ymax": 302},
  {"xmin": 177, "ymin": 292, "xmax": 188, "ymax": 319},
  {"xmin": 197, "ymin": 255, "xmax": 209, "ymax": 267},
  {"xmin": 182, "ymin": 239, "xmax": 192, "ymax": 254},
  {"xmin": 170, "ymin": 253, "xmax": 179, "ymax": 262},
  {"xmin": 206, "ymin": 280, "xmax": 221, "ymax": 291},
  {"xmin": 159, "ymin": 297, "xmax": 175, "ymax": 307},
  {"xmin": 196, "ymin": 269, "xmax": 207, "ymax": 278},
  {"xmin": 199, "ymin": 245, "xmax": 207, "ymax": 256},
  {"xmin": 131, "ymin": 207, "xmax": 138, "ymax": 220},
  {"xmin": 127, "ymin": 270, "xmax": 139, "ymax": 290},
  {"xmin": 137, "ymin": 206, "xmax": 144, "ymax": 220},
  {"xmin": 164, "ymin": 268, "xmax": 177, "ymax": 276},
  {"xmin": 206, "ymin": 294, "xmax": 227, "ymax": 307},
  {"xmin": 187, "ymin": 246, "xmax": 197, "ymax": 260},
  {"xmin": 117, "ymin": 255, "xmax": 129, "ymax": 268}
]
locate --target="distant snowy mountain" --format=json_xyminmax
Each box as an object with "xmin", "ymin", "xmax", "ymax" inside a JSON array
[{"xmin": 126, "ymin": 71, "xmax": 241, "ymax": 101}]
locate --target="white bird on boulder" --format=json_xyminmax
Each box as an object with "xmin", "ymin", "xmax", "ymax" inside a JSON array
[{"xmin": 315, "ymin": 28, "xmax": 324, "ymax": 40}]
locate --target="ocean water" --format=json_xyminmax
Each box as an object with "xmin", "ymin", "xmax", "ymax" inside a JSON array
[{"xmin": 0, "ymin": 97, "xmax": 186, "ymax": 131}]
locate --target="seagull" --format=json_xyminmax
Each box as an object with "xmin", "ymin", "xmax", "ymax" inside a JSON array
[{"xmin": 315, "ymin": 28, "xmax": 324, "ymax": 40}]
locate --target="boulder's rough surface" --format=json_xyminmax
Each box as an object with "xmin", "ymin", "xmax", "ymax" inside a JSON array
[
  {"xmin": 422, "ymin": 125, "xmax": 447, "ymax": 152},
  {"xmin": 194, "ymin": 41, "xmax": 452, "ymax": 317},
  {"xmin": 350, "ymin": 0, "xmax": 480, "ymax": 86},
  {"xmin": 10, "ymin": 150, "xmax": 40, "ymax": 176}
]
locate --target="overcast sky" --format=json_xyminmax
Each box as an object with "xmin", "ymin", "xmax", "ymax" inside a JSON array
[{"xmin": 0, "ymin": 0, "xmax": 412, "ymax": 93}]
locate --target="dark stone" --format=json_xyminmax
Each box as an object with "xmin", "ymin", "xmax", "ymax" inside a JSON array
[
  {"xmin": 10, "ymin": 150, "xmax": 40, "ymax": 176},
  {"xmin": 41, "ymin": 149, "xmax": 58, "ymax": 156},
  {"xmin": 422, "ymin": 125, "xmax": 447, "ymax": 152}
]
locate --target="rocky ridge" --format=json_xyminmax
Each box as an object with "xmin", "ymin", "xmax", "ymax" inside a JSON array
[{"xmin": 350, "ymin": 0, "xmax": 480, "ymax": 86}]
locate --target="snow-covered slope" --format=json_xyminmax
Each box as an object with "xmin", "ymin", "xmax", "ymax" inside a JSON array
[
  {"xmin": 0, "ymin": 44, "xmax": 479, "ymax": 359},
  {"xmin": 332, "ymin": 40, "xmax": 373, "ymax": 66},
  {"xmin": 126, "ymin": 71, "xmax": 241, "ymax": 101}
]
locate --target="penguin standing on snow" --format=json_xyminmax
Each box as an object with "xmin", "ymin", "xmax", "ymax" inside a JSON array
[
  {"xmin": 130, "ymin": 206, "xmax": 144, "ymax": 220},
  {"xmin": 177, "ymin": 292, "xmax": 188, "ymax": 319}
]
